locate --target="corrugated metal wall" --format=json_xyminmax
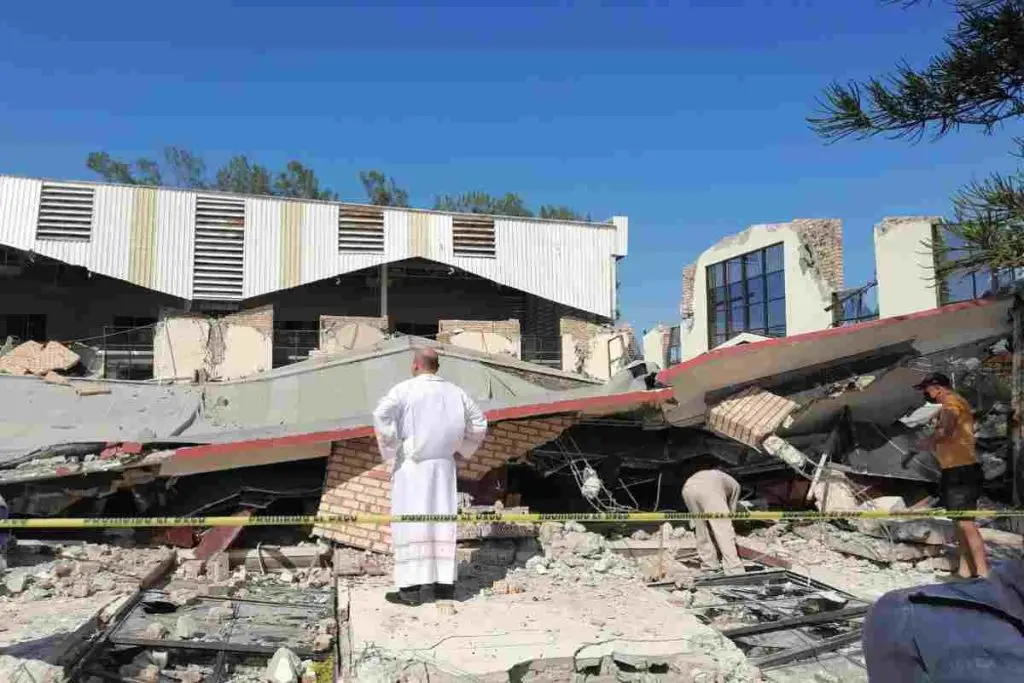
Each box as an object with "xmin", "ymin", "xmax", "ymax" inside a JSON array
[{"xmin": 0, "ymin": 176, "xmax": 622, "ymax": 318}]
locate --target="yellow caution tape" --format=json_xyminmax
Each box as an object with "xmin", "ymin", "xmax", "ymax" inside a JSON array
[{"xmin": 0, "ymin": 509, "xmax": 1019, "ymax": 529}]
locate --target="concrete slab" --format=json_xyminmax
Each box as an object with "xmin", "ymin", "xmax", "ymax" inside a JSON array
[{"xmin": 347, "ymin": 577, "xmax": 756, "ymax": 681}]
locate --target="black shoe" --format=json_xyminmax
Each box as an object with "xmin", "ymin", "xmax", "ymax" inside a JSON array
[{"xmin": 385, "ymin": 587, "xmax": 423, "ymax": 606}]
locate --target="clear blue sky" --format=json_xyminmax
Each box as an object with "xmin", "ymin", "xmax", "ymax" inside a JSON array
[{"xmin": 1, "ymin": 1, "xmax": 1019, "ymax": 333}]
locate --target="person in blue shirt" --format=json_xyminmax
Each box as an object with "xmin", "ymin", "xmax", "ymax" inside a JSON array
[{"xmin": 862, "ymin": 559, "xmax": 1024, "ymax": 681}]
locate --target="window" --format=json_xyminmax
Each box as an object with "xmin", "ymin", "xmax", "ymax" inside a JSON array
[
  {"xmin": 707, "ymin": 243, "xmax": 785, "ymax": 348},
  {"xmin": 192, "ymin": 195, "xmax": 245, "ymax": 301},
  {"xmin": 338, "ymin": 205, "xmax": 385, "ymax": 253},
  {"xmin": 104, "ymin": 316, "xmax": 156, "ymax": 380},
  {"xmin": 832, "ymin": 284, "xmax": 879, "ymax": 327},
  {"xmin": 1, "ymin": 314, "xmax": 46, "ymax": 343},
  {"xmin": 935, "ymin": 225, "xmax": 1024, "ymax": 305},
  {"xmin": 272, "ymin": 320, "xmax": 319, "ymax": 368},
  {"xmin": 452, "ymin": 215, "xmax": 496, "ymax": 258},
  {"xmin": 37, "ymin": 183, "xmax": 94, "ymax": 242}
]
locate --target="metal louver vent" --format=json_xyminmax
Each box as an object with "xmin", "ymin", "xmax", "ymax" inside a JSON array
[
  {"xmin": 452, "ymin": 214, "xmax": 496, "ymax": 258},
  {"xmin": 338, "ymin": 205, "xmax": 385, "ymax": 253},
  {"xmin": 192, "ymin": 195, "xmax": 245, "ymax": 300},
  {"xmin": 36, "ymin": 183, "xmax": 95, "ymax": 241}
]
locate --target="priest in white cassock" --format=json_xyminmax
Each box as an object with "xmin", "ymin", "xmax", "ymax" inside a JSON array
[{"xmin": 372, "ymin": 347, "xmax": 488, "ymax": 607}]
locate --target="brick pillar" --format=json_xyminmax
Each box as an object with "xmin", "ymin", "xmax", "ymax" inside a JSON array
[{"xmin": 313, "ymin": 414, "xmax": 577, "ymax": 552}]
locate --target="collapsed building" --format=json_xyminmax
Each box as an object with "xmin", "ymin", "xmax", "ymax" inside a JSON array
[{"xmin": 2, "ymin": 186, "xmax": 1022, "ymax": 681}]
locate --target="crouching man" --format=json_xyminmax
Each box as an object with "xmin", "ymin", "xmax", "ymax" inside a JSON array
[{"xmin": 682, "ymin": 469, "xmax": 744, "ymax": 575}]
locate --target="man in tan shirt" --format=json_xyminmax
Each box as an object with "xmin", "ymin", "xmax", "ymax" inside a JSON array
[
  {"xmin": 914, "ymin": 373, "xmax": 988, "ymax": 578},
  {"xmin": 682, "ymin": 469, "xmax": 744, "ymax": 575}
]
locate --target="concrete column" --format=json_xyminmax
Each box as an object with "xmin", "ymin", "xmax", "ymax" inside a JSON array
[{"xmin": 379, "ymin": 264, "xmax": 388, "ymax": 319}]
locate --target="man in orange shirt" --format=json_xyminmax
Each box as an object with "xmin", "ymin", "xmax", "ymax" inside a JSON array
[{"xmin": 914, "ymin": 373, "xmax": 988, "ymax": 578}]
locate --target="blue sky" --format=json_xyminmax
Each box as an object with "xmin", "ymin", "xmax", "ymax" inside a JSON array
[{"xmin": 1, "ymin": 1, "xmax": 1019, "ymax": 333}]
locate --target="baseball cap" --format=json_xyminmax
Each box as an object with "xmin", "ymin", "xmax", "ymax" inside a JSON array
[{"xmin": 913, "ymin": 372, "xmax": 952, "ymax": 390}]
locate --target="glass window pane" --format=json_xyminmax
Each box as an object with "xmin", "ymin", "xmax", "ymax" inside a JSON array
[
  {"xmin": 767, "ymin": 271, "xmax": 785, "ymax": 300},
  {"xmin": 765, "ymin": 244, "xmax": 784, "ymax": 273},
  {"xmin": 714, "ymin": 306, "xmax": 727, "ymax": 333},
  {"xmin": 747, "ymin": 277, "xmax": 764, "ymax": 304},
  {"xmin": 767, "ymin": 298, "xmax": 786, "ymax": 328},
  {"xmin": 727, "ymin": 258, "xmax": 743, "ymax": 284},
  {"xmin": 712, "ymin": 333, "xmax": 727, "ymax": 347},
  {"xmin": 768, "ymin": 325, "xmax": 786, "ymax": 337},
  {"xmin": 729, "ymin": 303, "xmax": 745, "ymax": 332},
  {"xmin": 708, "ymin": 263, "xmax": 724, "ymax": 289},
  {"xmin": 711, "ymin": 285, "xmax": 727, "ymax": 305},
  {"xmin": 943, "ymin": 270, "xmax": 975, "ymax": 304},
  {"xmin": 744, "ymin": 252, "xmax": 763, "ymax": 278},
  {"xmin": 728, "ymin": 282, "xmax": 745, "ymax": 304},
  {"xmin": 748, "ymin": 327, "xmax": 766, "ymax": 337},
  {"xmin": 748, "ymin": 304, "xmax": 764, "ymax": 330}
]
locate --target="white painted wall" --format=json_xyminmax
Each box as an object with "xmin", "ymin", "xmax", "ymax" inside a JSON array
[
  {"xmin": 874, "ymin": 217, "xmax": 940, "ymax": 319},
  {"xmin": 642, "ymin": 325, "xmax": 669, "ymax": 370},
  {"xmin": 680, "ymin": 223, "xmax": 834, "ymax": 360}
]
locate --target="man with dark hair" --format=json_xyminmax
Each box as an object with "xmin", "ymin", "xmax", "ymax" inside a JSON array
[
  {"xmin": 372, "ymin": 347, "xmax": 488, "ymax": 608},
  {"xmin": 913, "ymin": 372, "xmax": 988, "ymax": 579}
]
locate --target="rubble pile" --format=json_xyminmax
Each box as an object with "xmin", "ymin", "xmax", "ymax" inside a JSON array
[
  {"xmin": 523, "ymin": 521, "xmax": 638, "ymax": 582},
  {"xmin": 2, "ymin": 543, "xmax": 172, "ymax": 603},
  {"xmin": 742, "ymin": 523, "xmax": 934, "ymax": 599}
]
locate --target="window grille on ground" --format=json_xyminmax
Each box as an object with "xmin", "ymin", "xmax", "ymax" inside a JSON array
[
  {"xmin": 452, "ymin": 215, "xmax": 496, "ymax": 258},
  {"xmin": 37, "ymin": 183, "xmax": 95, "ymax": 242},
  {"xmin": 192, "ymin": 195, "xmax": 246, "ymax": 300},
  {"xmin": 521, "ymin": 335, "xmax": 562, "ymax": 368},
  {"xmin": 338, "ymin": 205, "xmax": 385, "ymax": 253},
  {"xmin": 707, "ymin": 243, "xmax": 785, "ymax": 348}
]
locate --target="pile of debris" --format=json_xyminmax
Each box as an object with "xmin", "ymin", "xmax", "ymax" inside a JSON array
[{"xmin": 0, "ymin": 339, "xmax": 94, "ymax": 383}]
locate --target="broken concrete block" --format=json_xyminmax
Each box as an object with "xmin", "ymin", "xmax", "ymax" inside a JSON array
[
  {"xmin": 334, "ymin": 550, "xmax": 363, "ymax": 577},
  {"xmin": 176, "ymin": 615, "xmax": 199, "ymax": 639},
  {"xmin": 206, "ymin": 553, "xmax": 230, "ymax": 583},
  {"xmin": 43, "ymin": 371, "xmax": 71, "ymax": 387},
  {"xmin": 144, "ymin": 622, "xmax": 169, "ymax": 640},
  {"xmin": 266, "ymin": 647, "xmax": 302, "ymax": 683},
  {"xmin": 209, "ymin": 605, "xmax": 234, "ymax": 622},
  {"xmin": 4, "ymin": 572, "xmax": 27, "ymax": 595},
  {"xmin": 138, "ymin": 665, "xmax": 161, "ymax": 683},
  {"xmin": 179, "ymin": 559, "xmax": 204, "ymax": 581},
  {"xmin": 0, "ymin": 655, "xmax": 67, "ymax": 683},
  {"xmin": 70, "ymin": 580, "xmax": 92, "ymax": 598},
  {"xmin": 279, "ymin": 570, "xmax": 295, "ymax": 584},
  {"xmin": 313, "ymin": 633, "xmax": 332, "ymax": 652}
]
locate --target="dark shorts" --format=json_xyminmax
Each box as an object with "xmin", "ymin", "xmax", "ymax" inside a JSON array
[{"xmin": 939, "ymin": 463, "xmax": 983, "ymax": 515}]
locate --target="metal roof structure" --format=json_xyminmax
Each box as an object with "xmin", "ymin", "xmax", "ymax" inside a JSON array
[{"xmin": 0, "ymin": 174, "xmax": 627, "ymax": 318}]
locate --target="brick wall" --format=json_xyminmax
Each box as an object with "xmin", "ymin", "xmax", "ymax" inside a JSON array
[
  {"xmin": 436, "ymin": 319, "xmax": 521, "ymax": 344},
  {"xmin": 313, "ymin": 414, "xmax": 577, "ymax": 552},
  {"xmin": 792, "ymin": 219, "xmax": 844, "ymax": 293},
  {"xmin": 680, "ymin": 263, "xmax": 697, "ymax": 320},
  {"xmin": 559, "ymin": 316, "xmax": 608, "ymax": 345},
  {"xmin": 225, "ymin": 304, "xmax": 274, "ymax": 334}
]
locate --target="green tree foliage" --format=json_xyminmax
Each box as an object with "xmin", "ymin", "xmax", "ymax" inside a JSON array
[
  {"xmin": 433, "ymin": 191, "xmax": 534, "ymax": 217},
  {"xmin": 85, "ymin": 149, "xmax": 591, "ymax": 220},
  {"xmin": 86, "ymin": 147, "xmax": 337, "ymax": 199},
  {"xmin": 360, "ymin": 170, "xmax": 409, "ymax": 207},
  {"xmin": 807, "ymin": 0, "xmax": 1024, "ymax": 274}
]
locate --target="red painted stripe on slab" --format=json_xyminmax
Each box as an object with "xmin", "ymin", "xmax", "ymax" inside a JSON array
[
  {"xmin": 169, "ymin": 388, "xmax": 674, "ymax": 465},
  {"xmin": 658, "ymin": 298, "xmax": 1001, "ymax": 384}
]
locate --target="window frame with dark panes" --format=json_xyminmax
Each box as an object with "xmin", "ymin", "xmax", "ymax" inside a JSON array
[
  {"xmin": 934, "ymin": 225, "xmax": 1024, "ymax": 305},
  {"xmin": 1, "ymin": 314, "xmax": 47, "ymax": 343},
  {"xmin": 706, "ymin": 243, "xmax": 786, "ymax": 348}
]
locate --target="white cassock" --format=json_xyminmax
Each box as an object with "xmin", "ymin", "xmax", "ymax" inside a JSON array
[{"xmin": 372, "ymin": 373, "xmax": 488, "ymax": 588}]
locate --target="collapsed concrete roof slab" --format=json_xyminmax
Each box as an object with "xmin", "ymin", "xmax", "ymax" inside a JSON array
[{"xmin": 658, "ymin": 298, "xmax": 1009, "ymax": 428}]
